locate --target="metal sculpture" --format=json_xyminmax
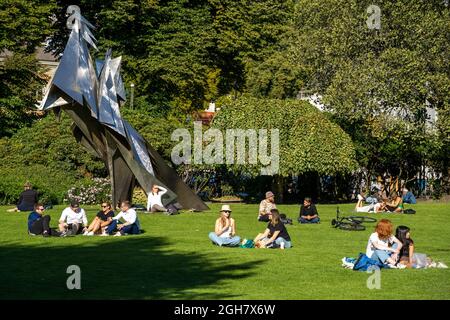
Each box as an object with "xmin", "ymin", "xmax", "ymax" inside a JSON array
[{"xmin": 39, "ymin": 5, "xmax": 208, "ymax": 211}]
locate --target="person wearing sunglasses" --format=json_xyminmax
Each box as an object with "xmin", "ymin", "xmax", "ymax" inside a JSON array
[
  {"xmin": 208, "ymin": 205, "xmax": 241, "ymax": 247},
  {"xmin": 104, "ymin": 200, "xmax": 140, "ymax": 236},
  {"xmin": 28, "ymin": 203, "xmax": 62, "ymax": 237},
  {"xmin": 58, "ymin": 201, "xmax": 88, "ymax": 236},
  {"xmin": 83, "ymin": 202, "xmax": 115, "ymax": 236}
]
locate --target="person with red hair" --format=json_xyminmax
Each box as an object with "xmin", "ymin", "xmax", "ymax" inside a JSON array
[{"xmin": 366, "ymin": 219, "xmax": 403, "ymax": 267}]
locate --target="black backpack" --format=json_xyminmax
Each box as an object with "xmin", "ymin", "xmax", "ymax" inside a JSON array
[
  {"xmin": 403, "ymin": 208, "xmax": 416, "ymax": 214},
  {"xmin": 280, "ymin": 213, "xmax": 293, "ymax": 225}
]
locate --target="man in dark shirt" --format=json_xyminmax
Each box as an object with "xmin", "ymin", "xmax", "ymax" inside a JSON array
[
  {"xmin": 298, "ymin": 197, "xmax": 320, "ymax": 224},
  {"xmin": 28, "ymin": 203, "xmax": 61, "ymax": 237}
]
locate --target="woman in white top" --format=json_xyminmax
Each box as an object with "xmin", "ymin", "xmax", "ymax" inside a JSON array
[
  {"xmin": 147, "ymin": 184, "xmax": 168, "ymax": 212},
  {"xmin": 208, "ymin": 205, "xmax": 241, "ymax": 247},
  {"xmin": 366, "ymin": 219, "xmax": 403, "ymax": 267}
]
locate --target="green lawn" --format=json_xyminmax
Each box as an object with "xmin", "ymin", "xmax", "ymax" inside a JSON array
[{"xmin": 0, "ymin": 202, "xmax": 449, "ymax": 300}]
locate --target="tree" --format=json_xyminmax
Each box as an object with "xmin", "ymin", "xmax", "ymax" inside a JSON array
[
  {"xmin": 0, "ymin": 0, "xmax": 56, "ymax": 137},
  {"xmin": 211, "ymin": 96, "xmax": 357, "ymax": 199}
]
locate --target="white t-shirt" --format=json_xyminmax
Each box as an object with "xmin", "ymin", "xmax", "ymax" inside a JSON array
[
  {"xmin": 59, "ymin": 207, "xmax": 88, "ymax": 225},
  {"xmin": 147, "ymin": 186, "xmax": 167, "ymax": 211},
  {"xmin": 113, "ymin": 209, "xmax": 140, "ymax": 229},
  {"xmin": 366, "ymin": 232, "xmax": 396, "ymax": 257}
]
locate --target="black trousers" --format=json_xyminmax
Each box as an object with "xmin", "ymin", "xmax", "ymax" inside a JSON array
[{"xmin": 30, "ymin": 215, "xmax": 51, "ymax": 235}]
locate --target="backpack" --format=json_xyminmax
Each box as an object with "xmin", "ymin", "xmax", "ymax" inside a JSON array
[
  {"xmin": 353, "ymin": 253, "xmax": 386, "ymax": 271},
  {"xmin": 166, "ymin": 203, "xmax": 179, "ymax": 215},
  {"xmin": 403, "ymin": 208, "xmax": 416, "ymax": 214},
  {"xmin": 280, "ymin": 213, "xmax": 293, "ymax": 225},
  {"xmin": 239, "ymin": 239, "xmax": 255, "ymax": 248}
]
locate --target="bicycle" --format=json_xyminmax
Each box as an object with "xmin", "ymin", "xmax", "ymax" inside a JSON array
[{"xmin": 331, "ymin": 207, "xmax": 377, "ymax": 231}]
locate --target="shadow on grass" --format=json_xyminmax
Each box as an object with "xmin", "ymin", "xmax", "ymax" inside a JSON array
[{"xmin": 0, "ymin": 236, "xmax": 263, "ymax": 299}]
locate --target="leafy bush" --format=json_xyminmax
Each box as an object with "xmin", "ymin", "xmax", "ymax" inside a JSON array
[
  {"xmin": 0, "ymin": 165, "xmax": 77, "ymax": 205},
  {"xmin": 65, "ymin": 178, "xmax": 112, "ymax": 205}
]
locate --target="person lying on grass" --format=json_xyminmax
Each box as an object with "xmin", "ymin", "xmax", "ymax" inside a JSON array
[
  {"xmin": 208, "ymin": 204, "xmax": 241, "ymax": 247},
  {"xmin": 254, "ymin": 209, "xmax": 292, "ymax": 249},
  {"xmin": 83, "ymin": 202, "xmax": 114, "ymax": 236},
  {"xmin": 298, "ymin": 197, "xmax": 320, "ymax": 223},
  {"xmin": 28, "ymin": 203, "xmax": 63, "ymax": 237},
  {"xmin": 355, "ymin": 194, "xmax": 385, "ymax": 213},
  {"xmin": 104, "ymin": 200, "xmax": 140, "ymax": 236},
  {"xmin": 366, "ymin": 219, "xmax": 403, "ymax": 268},
  {"xmin": 59, "ymin": 201, "xmax": 88, "ymax": 236}
]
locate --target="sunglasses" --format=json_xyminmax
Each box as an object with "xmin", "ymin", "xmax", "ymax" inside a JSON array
[
  {"xmin": 38, "ymin": 208, "xmax": 45, "ymax": 211},
  {"xmin": 101, "ymin": 205, "xmax": 109, "ymax": 208}
]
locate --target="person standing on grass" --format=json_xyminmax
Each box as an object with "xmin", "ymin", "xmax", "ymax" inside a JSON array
[
  {"xmin": 146, "ymin": 184, "xmax": 168, "ymax": 213},
  {"xmin": 366, "ymin": 219, "xmax": 403, "ymax": 268},
  {"xmin": 298, "ymin": 197, "xmax": 320, "ymax": 224},
  {"xmin": 83, "ymin": 202, "xmax": 114, "ymax": 236},
  {"xmin": 258, "ymin": 191, "xmax": 277, "ymax": 222},
  {"xmin": 254, "ymin": 209, "xmax": 292, "ymax": 249},
  {"xmin": 105, "ymin": 200, "xmax": 140, "ymax": 236},
  {"xmin": 208, "ymin": 205, "xmax": 241, "ymax": 247},
  {"xmin": 8, "ymin": 182, "xmax": 38, "ymax": 212},
  {"xmin": 28, "ymin": 203, "xmax": 62, "ymax": 237},
  {"xmin": 58, "ymin": 201, "xmax": 88, "ymax": 236}
]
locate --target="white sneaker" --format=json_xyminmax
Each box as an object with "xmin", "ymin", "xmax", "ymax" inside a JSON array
[
  {"xmin": 87, "ymin": 231, "xmax": 94, "ymax": 236},
  {"xmin": 83, "ymin": 230, "xmax": 89, "ymax": 236},
  {"xmin": 341, "ymin": 257, "xmax": 354, "ymax": 269},
  {"xmin": 388, "ymin": 264, "xmax": 398, "ymax": 269},
  {"xmin": 114, "ymin": 232, "xmax": 122, "ymax": 237},
  {"xmin": 397, "ymin": 264, "xmax": 407, "ymax": 269},
  {"xmin": 100, "ymin": 233, "xmax": 109, "ymax": 237}
]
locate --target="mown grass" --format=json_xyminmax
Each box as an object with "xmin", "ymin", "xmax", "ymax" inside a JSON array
[{"xmin": 0, "ymin": 202, "xmax": 449, "ymax": 299}]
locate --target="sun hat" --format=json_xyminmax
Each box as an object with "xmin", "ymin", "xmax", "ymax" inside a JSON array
[
  {"xmin": 220, "ymin": 204, "xmax": 232, "ymax": 212},
  {"xmin": 265, "ymin": 191, "xmax": 274, "ymax": 199}
]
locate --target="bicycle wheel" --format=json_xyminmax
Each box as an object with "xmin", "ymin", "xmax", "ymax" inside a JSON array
[
  {"xmin": 348, "ymin": 216, "xmax": 377, "ymax": 223},
  {"xmin": 337, "ymin": 222, "xmax": 366, "ymax": 231}
]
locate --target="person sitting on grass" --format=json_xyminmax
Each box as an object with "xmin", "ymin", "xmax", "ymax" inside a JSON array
[
  {"xmin": 147, "ymin": 184, "xmax": 168, "ymax": 213},
  {"xmin": 104, "ymin": 200, "xmax": 140, "ymax": 236},
  {"xmin": 395, "ymin": 225, "xmax": 415, "ymax": 268},
  {"xmin": 384, "ymin": 192, "xmax": 404, "ymax": 213},
  {"xmin": 58, "ymin": 201, "xmax": 88, "ymax": 236},
  {"xmin": 8, "ymin": 182, "xmax": 38, "ymax": 212},
  {"xmin": 298, "ymin": 197, "xmax": 320, "ymax": 224},
  {"xmin": 208, "ymin": 205, "xmax": 241, "ymax": 247},
  {"xmin": 258, "ymin": 191, "xmax": 277, "ymax": 222},
  {"xmin": 254, "ymin": 209, "xmax": 292, "ymax": 249},
  {"xmin": 28, "ymin": 203, "xmax": 62, "ymax": 237},
  {"xmin": 83, "ymin": 202, "xmax": 114, "ymax": 236},
  {"xmin": 366, "ymin": 219, "xmax": 403, "ymax": 268},
  {"xmin": 355, "ymin": 194, "xmax": 385, "ymax": 213}
]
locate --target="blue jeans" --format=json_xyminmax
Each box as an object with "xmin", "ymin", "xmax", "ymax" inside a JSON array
[
  {"xmin": 299, "ymin": 217, "xmax": 320, "ymax": 224},
  {"xmin": 208, "ymin": 232, "xmax": 241, "ymax": 247},
  {"xmin": 260, "ymin": 236, "xmax": 292, "ymax": 249},
  {"xmin": 107, "ymin": 220, "xmax": 140, "ymax": 235},
  {"xmin": 371, "ymin": 243, "xmax": 398, "ymax": 264}
]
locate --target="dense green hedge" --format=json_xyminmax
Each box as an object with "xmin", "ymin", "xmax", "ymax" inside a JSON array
[{"xmin": 212, "ymin": 96, "xmax": 357, "ymax": 177}]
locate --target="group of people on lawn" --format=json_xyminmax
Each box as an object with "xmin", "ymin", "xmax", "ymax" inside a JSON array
[
  {"xmin": 209, "ymin": 191, "xmax": 321, "ymax": 250},
  {"xmin": 355, "ymin": 191, "xmax": 404, "ymax": 213},
  {"xmin": 28, "ymin": 200, "xmax": 140, "ymax": 237},
  {"xmin": 14, "ymin": 181, "xmax": 420, "ymax": 267}
]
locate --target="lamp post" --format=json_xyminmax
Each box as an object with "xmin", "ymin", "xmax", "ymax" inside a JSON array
[{"xmin": 130, "ymin": 83, "xmax": 135, "ymax": 110}]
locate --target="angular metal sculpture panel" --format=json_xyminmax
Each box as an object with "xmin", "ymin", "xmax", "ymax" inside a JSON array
[{"xmin": 39, "ymin": 5, "xmax": 208, "ymax": 211}]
